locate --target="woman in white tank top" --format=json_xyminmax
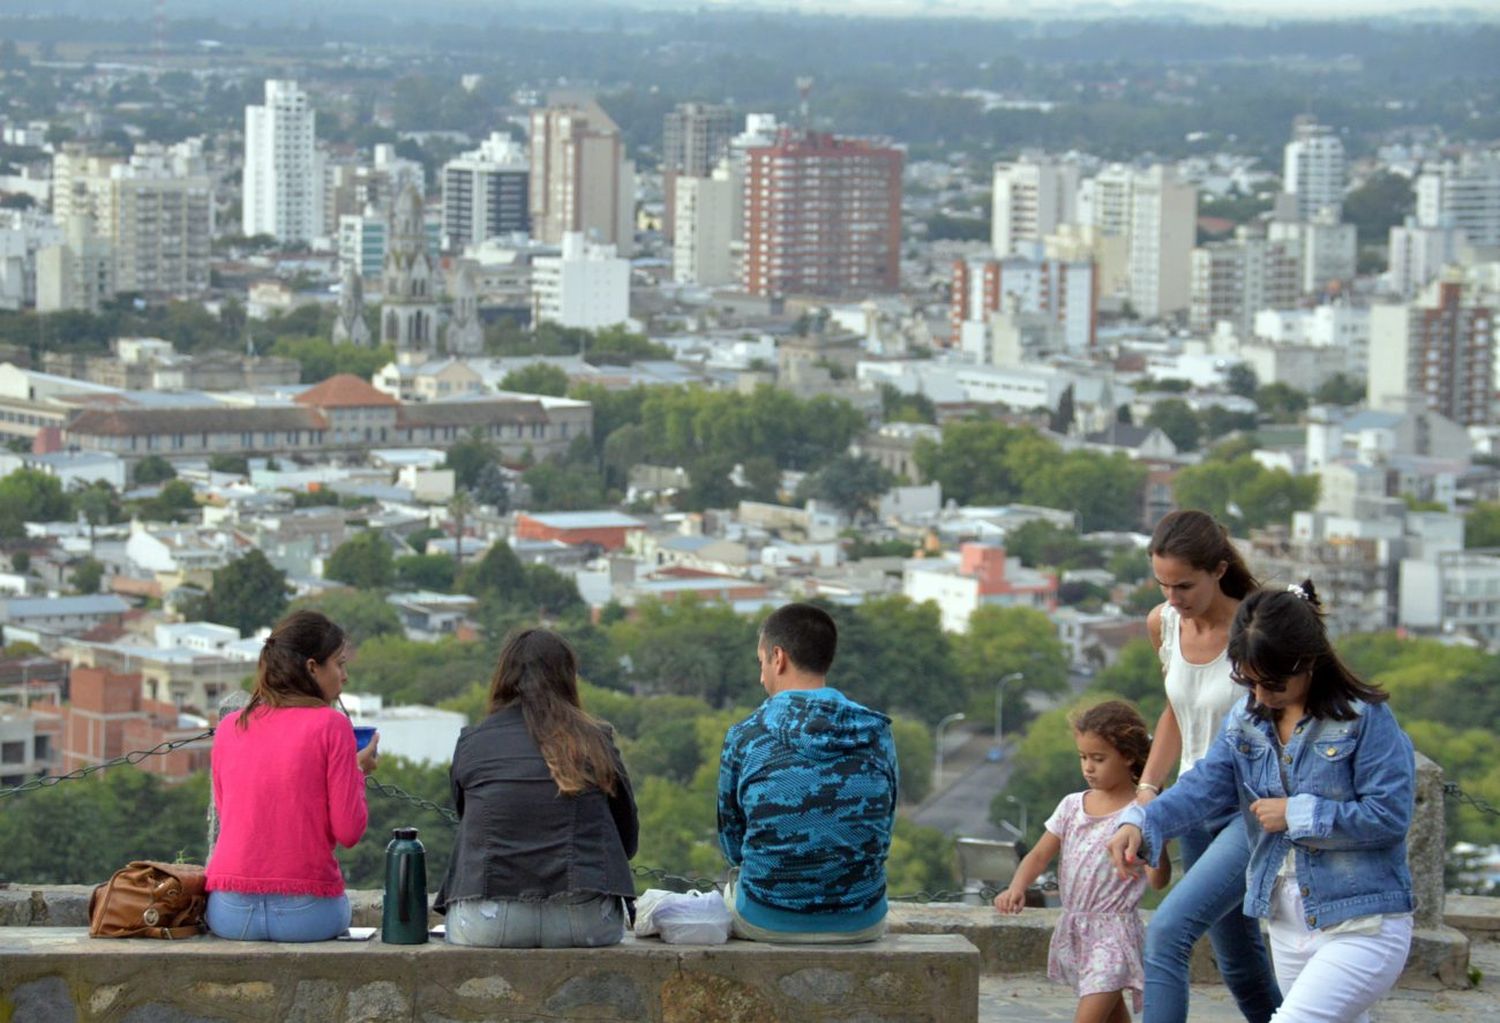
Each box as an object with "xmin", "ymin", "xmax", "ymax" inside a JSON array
[{"xmin": 1134, "ymin": 510, "xmax": 1281, "ymax": 1023}]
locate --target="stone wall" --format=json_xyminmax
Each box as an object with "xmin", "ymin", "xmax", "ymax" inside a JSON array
[{"xmin": 2, "ymin": 930, "xmax": 978, "ymax": 1023}]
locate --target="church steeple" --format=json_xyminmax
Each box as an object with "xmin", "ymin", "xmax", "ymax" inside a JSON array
[
  {"xmin": 332, "ymin": 261, "xmax": 371, "ymax": 347},
  {"xmin": 380, "ymin": 184, "xmax": 438, "ymax": 365}
]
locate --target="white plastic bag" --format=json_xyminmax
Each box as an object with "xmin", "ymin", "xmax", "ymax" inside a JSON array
[{"xmin": 633, "ymin": 888, "xmax": 732, "ymax": 944}]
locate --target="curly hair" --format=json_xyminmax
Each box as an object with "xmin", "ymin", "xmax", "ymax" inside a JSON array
[{"xmin": 1070, "ymin": 700, "xmax": 1152, "ymax": 781}]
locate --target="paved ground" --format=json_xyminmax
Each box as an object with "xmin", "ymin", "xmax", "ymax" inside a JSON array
[{"xmin": 979, "ymin": 939, "xmax": 1500, "ymax": 1022}]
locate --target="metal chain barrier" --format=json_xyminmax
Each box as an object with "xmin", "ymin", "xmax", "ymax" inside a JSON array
[{"xmin": 9, "ymin": 736, "xmax": 1500, "ymax": 903}]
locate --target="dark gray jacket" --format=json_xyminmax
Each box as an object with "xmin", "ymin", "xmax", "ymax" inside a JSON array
[{"xmin": 434, "ymin": 704, "xmax": 637, "ymax": 912}]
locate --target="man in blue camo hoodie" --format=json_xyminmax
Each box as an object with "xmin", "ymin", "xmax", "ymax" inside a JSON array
[{"xmin": 717, "ymin": 602, "xmax": 898, "ymax": 942}]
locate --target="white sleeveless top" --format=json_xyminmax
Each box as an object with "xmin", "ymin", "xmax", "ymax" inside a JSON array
[{"xmin": 1158, "ymin": 604, "xmax": 1241, "ymax": 775}]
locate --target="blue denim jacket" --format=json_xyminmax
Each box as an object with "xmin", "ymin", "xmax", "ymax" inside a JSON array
[{"xmin": 1120, "ymin": 698, "xmax": 1414, "ymax": 930}]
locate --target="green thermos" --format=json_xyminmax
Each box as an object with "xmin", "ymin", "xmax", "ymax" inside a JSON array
[{"xmin": 381, "ymin": 827, "xmax": 428, "ymax": 944}]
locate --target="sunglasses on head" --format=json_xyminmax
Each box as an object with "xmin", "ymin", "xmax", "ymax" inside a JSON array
[{"xmin": 1230, "ymin": 660, "xmax": 1304, "ymax": 693}]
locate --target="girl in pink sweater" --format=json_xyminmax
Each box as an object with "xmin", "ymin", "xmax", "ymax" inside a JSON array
[{"xmin": 206, "ymin": 610, "xmax": 379, "ymax": 941}]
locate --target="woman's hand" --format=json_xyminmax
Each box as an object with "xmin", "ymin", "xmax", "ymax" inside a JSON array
[
  {"xmin": 1249, "ymin": 797, "xmax": 1288, "ymax": 833},
  {"xmin": 1107, "ymin": 824, "xmax": 1145, "ymax": 880},
  {"xmin": 993, "ymin": 886, "xmax": 1027, "ymax": 914},
  {"xmin": 357, "ymin": 732, "xmax": 380, "ymax": 776}
]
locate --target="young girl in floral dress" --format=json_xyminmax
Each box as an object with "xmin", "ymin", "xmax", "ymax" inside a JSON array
[{"xmin": 995, "ymin": 701, "xmax": 1171, "ymax": 1023}]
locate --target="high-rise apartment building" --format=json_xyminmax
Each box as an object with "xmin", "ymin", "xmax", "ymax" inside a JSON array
[
  {"xmin": 532, "ymin": 231, "xmax": 630, "ymax": 330},
  {"xmin": 1128, "ymin": 165, "xmax": 1197, "ymax": 319},
  {"xmin": 742, "ymin": 130, "xmax": 902, "ymax": 298},
  {"xmin": 662, "ymin": 103, "xmax": 734, "ymax": 241},
  {"xmin": 951, "ymin": 253, "xmax": 1097, "ymax": 354},
  {"xmin": 1077, "ymin": 164, "xmax": 1134, "ymax": 238},
  {"xmin": 441, "ymin": 132, "xmax": 530, "ymax": 251},
  {"xmin": 106, "ymin": 146, "xmax": 213, "ymax": 296},
  {"xmin": 1368, "ymin": 279, "xmax": 1494, "ymax": 426},
  {"xmin": 1190, "ymin": 229, "xmax": 1301, "ymax": 338},
  {"xmin": 1283, "ymin": 119, "xmax": 1347, "ymax": 222},
  {"xmin": 1268, "ymin": 207, "xmax": 1357, "ymax": 294},
  {"xmin": 242, "ymin": 79, "xmax": 321, "ymax": 243},
  {"xmin": 529, "ymin": 99, "xmax": 635, "ymax": 256},
  {"xmin": 1388, "ymin": 216, "xmax": 1461, "ymax": 299},
  {"xmin": 672, "ymin": 171, "xmax": 736, "ymax": 286},
  {"xmin": 991, "ymin": 157, "xmax": 1079, "ymax": 256},
  {"xmin": 36, "ymin": 215, "xmax": 114, "ymax": 313},
  {"xmin": 1415, "ymin": 152, "xmax": 1500, "ymax": 249}
]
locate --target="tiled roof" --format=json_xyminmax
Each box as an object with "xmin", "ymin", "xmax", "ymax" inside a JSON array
[
  {"xmin": 295, "ymin": 374, "xmax": 400, "ymax": 409},
  {"xmin": 396, "ymin": 398, "xmax": 548, "ymax": 428},
  {"xmin": 67, "ymin": 406, "xmax": 327, "ymax": 437}
]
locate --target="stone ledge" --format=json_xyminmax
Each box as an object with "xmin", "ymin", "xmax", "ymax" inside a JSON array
[
  {"xmin": 0, "ymin": 928, "xmax": 980, "ymax": 1023},
  {"xmin": 1445, "ymin": 895, "xmax": 1500, "ymax": 939}
]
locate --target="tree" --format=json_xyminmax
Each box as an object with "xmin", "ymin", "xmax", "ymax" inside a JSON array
[
  {"xmin": 72, "ymin": 482, "xmax": 123, "ymax": 536},
  {"xmin": 394, "ymin": 553, "xmax": 458, "ymax": 591},
  {"xmin": 1226, "ymin": 363, "xmax": 1259, "ymax": 399},
  {"xmin": 0, "ymin": 468, "xmax": 69, "ymax": 538},
  {"xmin": 325, "ymin": 531, "xmax": 395, "ymax": 590},
  {"xmin": 443, "ymin": 432, "xmax": 500, "ymax": 491},
  {"xmin": 1049, "ymin": 383, "xmax": 1076, "ymax": 435},
  {"xmin": 136, "ymin": 480, "xmax": 199, "ymax": 523},
  {"xmin": 521, "ymin": 563, "xmax": 585, "ymax": 617},
  {"xmin": 457, "ymin": 540, "xmax": 526, "ymax": 600},
  {"xmin": 133, "ymin": 455, "xmax": 176, "ymax": 485},
  {"xmin": 1344, "ymin": 170, "xmax": 1416, "ymax": 248},
  {"xmin": 822, "ymin": 596, "xmax": 964, "ymax": 725},
  {"xmin": 1313, "ymin": 373, "xmax": 1365, "ymax": 407},
  {"xmin": 607, "ymin": 595, "xmax": 761, "ymax": 708},
  {"xmin": 289, "ymin": 589, "xmax": 401, "ymax": 644},
  {"xmin": 952, "ymin": 605, "xmax": 1069, "ymax": 732},
  {"xmin": 1467, "ymin": 503, "xmax": 1500, "ymax": 549},
  {"xmin": 192, "ymin": 550, "xmax": 288, "ymax": 634},
  {"xmin": 1172, "ymin": 456, "xmax": 1319, "ymax": 531},
  {"xmin": 208, "ymin": 454, "xmax": 250, "ymax": 476},
  {"xmin": 500, "ymin": 363, "xmax": 570, "ymax": 396},
  {"xmin": 1254, "ymin": 382, "xmax": 1309, "ymax": 422},
  {"xmin": 795, "ymin": 454, "xmax": 895, "ymax": 521},
  {"xmin": 70, "ymin": 557, "xmax": 105, "ymax": 595},
  {"xmin": 1146, "ymin": 398, "xmax": 1202, "ymax": 452},
  {"xmin": 890, "ymin": 715, "xmax": 935, "ymax": 804},
  {"xmin": 1088, "ymin": 639, "xmax": 1168, "ymax": 723}
]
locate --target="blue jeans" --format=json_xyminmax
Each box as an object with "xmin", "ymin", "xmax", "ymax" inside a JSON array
[
  {"xmin": 206, "ymin": 891, "xmax": 351, "ymax": 942},
  {"xmin": 1143, "ymin": 816, "xmax": 1281, "ymax": 1023},
  {"xmin": 445, "ymin": 892, "xmax": 625, "ymax": 948}
]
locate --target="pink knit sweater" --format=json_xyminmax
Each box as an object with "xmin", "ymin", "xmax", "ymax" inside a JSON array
[{"xmin": 206, "ymin": 705, "xmax": 368, "ymax": 898}]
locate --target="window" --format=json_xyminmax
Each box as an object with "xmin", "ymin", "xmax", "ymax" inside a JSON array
[{"xmin": 0, "ymin": 741, "xmax": 24, "ymax": 765}]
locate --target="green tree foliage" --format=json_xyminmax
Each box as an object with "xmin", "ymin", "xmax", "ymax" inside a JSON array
[
  {"xmin": 1313, "ymin": 373, "xmax": 1366, "ymax": 407},
  {"xmin": 132, "ymin": 455, "xmax": 177, "ymax": 485},
  {"xmin": 952, "ymin": 606, "xmax": 1070, "ymax": 732},
  {"xmin": 0, "ymin": 770, "xmax": 211, "ymax": 884},
  {"xmin": 1254, "ymin": 382, "xmax": 1310, "ymax": 422},
  {"xmin": 208, "ymin": 454, "xmax": 249, "ymax": 475},
  {"xmin": 912, "ymin": 421, "xmax": 1146, "ymax": 530},
  {"xmin": 349, "ymin": 634, "xmax": 493, "ymax": 706},
  {"xmin": 1466, "ymin": 503, "xmax": 1500, "ymax": 549},
  {"xmin": 1146, "ymin": 398, "xmax": 1202, "ymax": 452},
  {"xmin": 794, "ymin": 454, "xmax": 895, "ymax": 521},
  {"xmin": 879, "ymin": 384, "xmax": 937, "ymax": 426},
  {"xmin": 608, "ymin": 595, "xmax": 762, "ymax": 708},
  {"xmin": 988, "ymin": 699, "xmax": 1099, "ymax": 845},
  {"xmin": 336, "ymin": 755, "xmax": 456, "ymax": 889},
  {"xmin": 289, "ymin": 589, "xmax": 402, "ymax": 645},
  {"xmin": 885, "ymin": 817, "xmax": 960, "ymax": 893},
  {"xmin": 268, "ymin": 336, "xmax": 393, "ymax": 383},
  {"xmin": 1200, "ymin": 405, "xmax": 1260, "ymax": 442},
  {"xmin": 0, "ymin": 468, "xmax": 69, "ymax": 537},
  {"xmin": 890, "ymin": 716, "xmax": 935, "ymax": 804},
  {"xmin": 1004, "ymin": 520, "xmax": 1104, "ymax": 571},
  {"xmin": 1226, "ymin": 363, "xmax": 1259, "ymax": 399},
  {"xmin": 1172, "ymin": 456, "xmax": 1319, "ymax": 531},
  {"xmin": 72, "ymin": 481, "xmax": 124, "ymax": 532},
  {"xmin": 394, "ymin": 553, "xmax": 458, "ymax": 591},
  {"xmin": 500, "ymin": 363, "xmax": 570, "ymax": 396},
  {"xmin": 325, "ymin": 531, "xmax": 395, "ymax": 590},
  {"xmin": 822, "ymin": 596, "xmax": 965, "ymax": 726},
  {"xmin": 522, "ymin": 437, "xmax": 607, "ymax": 511},
  {"xmin": 520, "ymin": 563, "xmax": 585, "ymax": 617},
  {"xmin": 1343, "ymin": 170, "xmax": 1416, "ymax": 248},
  {"xmin": 443, "ymin": 431, "xmax": 502, "ymax": 491},
  {"xmin": 1087, "ymin": 639, "xmax": 1168, "ymax": 724},
  {"xmin": 135, "ymin": 480, "xmax": 200, "ymax": 523},
  {"xmin": 70, "ymin": 556, "xmax": 105, "ymax": 595},
  {"xmin": 189, "ymin": 550, "xmax": 288, "ymax": 635},
  {"xmin": 457, "ymin": 541, "xmax": 527, "ymax": 600}
]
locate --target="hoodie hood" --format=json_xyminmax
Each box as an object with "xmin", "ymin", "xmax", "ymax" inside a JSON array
[{"xmin": 765, "ymin": 687, "xmax": 892, "ymax": 762}]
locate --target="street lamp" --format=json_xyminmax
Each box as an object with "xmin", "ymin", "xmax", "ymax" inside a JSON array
[
  {"xmin": 992, "ymin": 671, "xmax": 1023, "ymax": 758},
  {"xmin": 934, "ymin": 712, "xmax": 966, "ymax": 789},
  {"xmin": 1004, "ymin": 795, "xmax": 1028, "ymax": 840}
]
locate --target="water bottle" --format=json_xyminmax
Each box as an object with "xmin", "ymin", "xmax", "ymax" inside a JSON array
[{"xmin": 381, "ymin": 827, "xmax": 428, "ymax": 944}]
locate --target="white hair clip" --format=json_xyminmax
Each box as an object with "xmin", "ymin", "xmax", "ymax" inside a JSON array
[{"xmin": 1286, "ymin": 583, "xmax": 1309, "ymax": 600}]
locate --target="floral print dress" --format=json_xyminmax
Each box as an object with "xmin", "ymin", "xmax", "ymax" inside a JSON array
[{"xmin": 1045, "ymin": 791, "xmax": 1148, "ymax": 1011}]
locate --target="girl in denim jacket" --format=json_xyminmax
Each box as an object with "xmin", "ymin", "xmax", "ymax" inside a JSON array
[{"xmin": 1109, "ymin": 581, "xmax": 1415, "ymax": 1023}]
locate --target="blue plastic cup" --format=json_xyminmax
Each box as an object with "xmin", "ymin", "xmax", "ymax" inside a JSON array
[{"xmin": 353, "ymin": 726, "xmax": 377, "ymax": 751}]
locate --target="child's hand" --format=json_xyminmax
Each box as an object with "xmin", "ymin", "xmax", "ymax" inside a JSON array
[{"xmin": 993, "ymin": 887, "xmax": 1026, "ymax": 914}]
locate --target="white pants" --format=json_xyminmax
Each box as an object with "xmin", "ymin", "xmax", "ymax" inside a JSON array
[{"xmin": 1267, "ymin": 879, "xmax": 1413, "ymax": 1023}]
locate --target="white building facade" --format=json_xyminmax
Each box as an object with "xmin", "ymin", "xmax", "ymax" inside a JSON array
[
  {"xmin": 242, "ymin": 80, "xmax": 321, "ymax": 243},
  {"xmin": 531, "ymin": 231, "xmax": 630, "ymax": 330}
]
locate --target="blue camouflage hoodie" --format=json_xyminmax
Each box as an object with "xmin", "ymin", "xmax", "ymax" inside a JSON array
[{"xmin": 717, "ymin": 686, "xmax": 898, "ymax": 933}]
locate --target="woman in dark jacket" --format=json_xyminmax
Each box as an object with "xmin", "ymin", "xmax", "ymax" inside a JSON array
[{"xmin": 436, "ymin": 627, "xmax": 638, "ymax": 947}]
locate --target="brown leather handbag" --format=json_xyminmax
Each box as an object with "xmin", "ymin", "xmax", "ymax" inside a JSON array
[{"xmin": 88, "ymin": 861, "xmax": 208, "ymax": 939}]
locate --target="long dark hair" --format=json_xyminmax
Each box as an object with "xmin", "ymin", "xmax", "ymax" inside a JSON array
[
  {"xmin": 1071, "ymin": 700, "xmax": 1151, "ymax": 781},
  {"xmin": 487, "ymin": 627, "xmax": 620, "ymax": 797},
  {"xmin": 1228, "ymin": 579, "xmax": 1389, "ymax": 722},
  {"xmin": 239, "ymin": 609, "xmax": 346, "ymax": 729},
  {"xmin": 1149, "ymin": 509, "xmax": 1258, "ymax": 599}
]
